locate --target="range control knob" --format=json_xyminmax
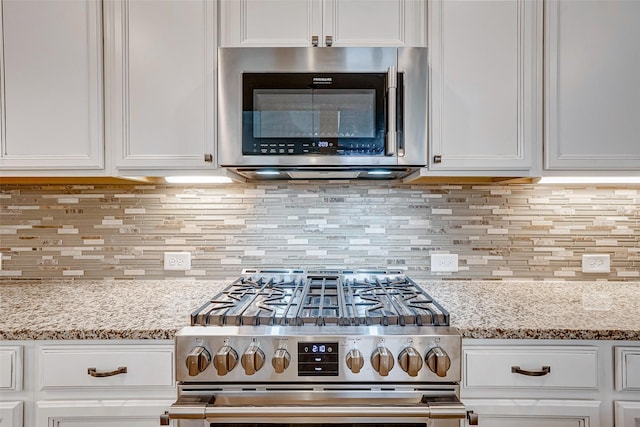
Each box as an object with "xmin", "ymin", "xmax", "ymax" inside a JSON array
[
  {"xmin": 242, "ymin": 343, "xmax": 266, "ymax": 375},
  {"xmin": 398, "ymin": 347, "xmax": 423, "ymax": 377},
  {"xmin": 346, "ymin": 349, "xmax": 364, "ymax": 374},
  {"xmin": 425, "ymin": 347, "xmax": 451, "ymax": 377},
  {"xmin": 186, "ymin": 346, "xmax": 211, "ymax": 376},
  {"xmin": 213, "ymin": 345, "xmax": 238, "ymax": 376},
  {"xmin": 371, "ymin": 346, "xmax": 394, "ymax": 376},
  {"xmin": 271, "ymin": 348, "xmax": 291, "ymax": 373}
]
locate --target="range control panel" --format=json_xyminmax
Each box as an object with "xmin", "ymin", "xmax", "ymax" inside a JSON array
[
  {"xmin": 298, "ymin": 342, "xmax": 339, "ymax": 376},
  {"xmin": 176, "ymin": 325, "xmax": 461, "ymax": 383}
]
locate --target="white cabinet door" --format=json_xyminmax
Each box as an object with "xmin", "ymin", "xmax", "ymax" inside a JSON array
[
  {"xmin": 36, "ymin": 400, "xmax": 173, "ymax": 427},
  {"xmin": 219, "ymin": 0, "xmax": 322, "ymax": 47},
  {"xmin": 219, "ymin": 0, "xmax": 425, "ymax": 47},
  {"xmin": 615, "ymin": 401, "xmax": 640, "ymax": 427},
  {"xmin": 428, "ymin": 0, "xmax": 541, "ymax": 173},
  {"xmin": 544, "ymin": 0, "xmax": 640, "ymax": 171},
  {"xmin": 323, "ymin": 0, "xmax": 426, "ymax": 47},
  {"xmin": 0, "ymin": 401, "xmax": 23, "ymax": 427},
  {"xmin": 463, "ymin": 399, "xmax": 601, "ymax": 427},
  {"xmin": 0, "ymin": 0, "xmax": 104, "ymax": 173},
  {"xmin": 107, "ymin": 0, "xmax": 217, "ymax": 173}
]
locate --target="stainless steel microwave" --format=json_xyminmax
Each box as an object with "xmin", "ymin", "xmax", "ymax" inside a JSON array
[{"xmin": 217, "ymin": 47, "xmax": 427, "ymax": 180}]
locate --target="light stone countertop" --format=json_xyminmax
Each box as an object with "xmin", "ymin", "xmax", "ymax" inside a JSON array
[{"xmin": 0, "ymin": 279, "xmax": 639, "ymax": 341}]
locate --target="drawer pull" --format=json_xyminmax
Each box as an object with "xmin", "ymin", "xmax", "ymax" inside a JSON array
[
  {"xmin": 87, "ymin": 366, "xmax": 128, "ymax": 378},
  {"xmin": 511, "ymin": 365, "xmax": 551, "ymax": 377}
]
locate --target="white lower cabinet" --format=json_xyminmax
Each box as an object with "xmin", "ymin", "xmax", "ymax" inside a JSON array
[
  {"xmin": 461, "ymin": 340, "xmax": 606, "ymax": 427},
  {"xmin": 35, "ymin": 400, "xmax": 173, "ymax": 427},
  {"xmin": 615, "ymin": 401, "xmax": 640, "ymax": 427},
  {"xmin": 33, "ymin": 341, "xmax": 175, "ymax": 427},
  {"xmin": 0, "ymin": 344, "xmax": 25, "ymax": 427},
  {"xmin": 615, "ymin": 346, "xmax": 640, "ymax": 427},
  {"xmin": 462, "ymin": 399, "xmax": 600, "ymax": 427},
  {"xmin": 0, "ymin": 401, "xmax": 23, "ymax": 427}
]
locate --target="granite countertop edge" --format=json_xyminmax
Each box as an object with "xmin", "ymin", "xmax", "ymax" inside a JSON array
[
  {"xmin": 2, "ymin": 328, "xmax": 639, "ymax": 342},
  {"xmin": 1, "ymin": 279, "xmax": 639, "ymax": 342}
]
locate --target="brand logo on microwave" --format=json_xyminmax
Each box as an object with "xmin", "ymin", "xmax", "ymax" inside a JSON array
[{"xmin": 312, "ymin": 77, "xmax": 333, "ymax": 84}]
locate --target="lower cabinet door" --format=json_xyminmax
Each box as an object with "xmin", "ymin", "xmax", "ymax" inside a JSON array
[
  {"xmin": 0, "ymin": 401, "xmax": 23, "ymax": 427},
  {"xmin": 615, "ymin": 401, "xmax": 640, "ymax": 427},
  {"xmin": 36, "ymin": 400, "xmax": 173, "ymax": 427},
  {"xmin": 463, "ymin": 399, "xmax": 601, "ymax": 427}
]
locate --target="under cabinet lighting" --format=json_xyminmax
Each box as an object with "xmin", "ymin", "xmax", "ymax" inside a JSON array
[
  {"xmin": 165, "ymin": 176, "xmax": 233, "ymax": 184},
  {"xmin": 367, "ymin": 170, "xmax": 393, "ymax": 176},
  {"xmin": 537, "ymin": 176, "xmax": 640, "ymax": 185},
  {"xmin": 255, "ymin": 170, "xmax": 281, "ymax": 176}
]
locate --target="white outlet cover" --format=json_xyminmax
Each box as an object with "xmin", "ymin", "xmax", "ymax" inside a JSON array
[
  {"xmin": 164, "ymin": 252, "xmax": 191, "ymax": 271},
  {"xmin": 582, "ymin": 254, "xmax": 610, "ymax": 273},
  {"xmin": 431, "ymin": 254, "xmax": 458, "ymax": 272}
]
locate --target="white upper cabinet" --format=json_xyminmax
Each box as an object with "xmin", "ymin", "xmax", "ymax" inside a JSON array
[
  {"xmin": 0, "ymin": 0, "xmax": 104, "ymax": 174},
  {"xmin": 219, "ymin": 0, "xmax": 426, "ymax": 47},
  {"xmin": 544, "ymin": 0, "xmax": 640, "ymax": 171},
  {"xmin": 427, "ymin": 0, "xmax": 542, "ymax": 174},
  {"xmin": 106, "ymin": 0, "xmax": 217, "ymax": 174}
]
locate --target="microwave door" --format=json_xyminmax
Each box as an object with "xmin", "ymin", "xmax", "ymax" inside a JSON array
[{"xmin": 240, "ymin": 72, "xmax": 394, "ymax": 166}]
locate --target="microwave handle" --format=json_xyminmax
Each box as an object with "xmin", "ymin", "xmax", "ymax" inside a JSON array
[{"xmin": 386, "ymin": 66, "xmax": 397, "ymax": 156}]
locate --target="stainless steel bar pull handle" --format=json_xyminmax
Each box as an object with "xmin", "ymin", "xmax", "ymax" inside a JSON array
[
  {"xmin": 511, "ymin": 365, "xmax": 551, "ymax": 376},
  {"xmin": 386, "ymin": 66, "xmax": 397, "ymax": 156},
  {"xmin": 87, "ymin": 366, "xmax": 127, "ymax": 377}
]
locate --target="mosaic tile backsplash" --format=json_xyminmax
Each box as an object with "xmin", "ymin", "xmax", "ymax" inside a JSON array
[{"xmin": 0, "ymin": 182, "xmax": 638, "ymax": 281}]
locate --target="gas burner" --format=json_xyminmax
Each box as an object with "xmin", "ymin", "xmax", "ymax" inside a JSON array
[{"xmin": 191, "ymin": 269, "xmax": 449, "ymax": 327}]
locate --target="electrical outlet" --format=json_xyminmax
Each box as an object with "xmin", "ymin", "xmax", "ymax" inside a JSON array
[
  {"xmin": 164, "ymin": 252, "xmax": 191, "ymax": 271},
  {"xmin": 431, "ymin": 254, "xmax": 458, "ymax": 272},
  {"xmin": 582, "ymin": 254, "xmax": 610, "ymax": 273}
]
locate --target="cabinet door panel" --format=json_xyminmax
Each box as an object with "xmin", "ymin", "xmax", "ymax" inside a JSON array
[
  {"xmin": 429, "ymin": 0, "xmax": 540, "ymax": 171},
  {"xmin": 470, "ymin": 418, "xmax": 585, "ymax": 427},
  {"xmin": 0, "ymin": 0, "xmax": 103, "ymax": 171},
  {"xmin": 219, "ymin": 0, "xmax": 322, "ymax": 47},
  {"xmin": 36, "ymin": 400, "xmax": 173, "ymax": 427},
  {"xmin": 463, "ymin": 399, "xmax": 600, "ymax": 427},
  {"xmin": 0, "ymin": 401, "xmax": 23, "ymax": 427},
  {"xmin": 615, "ymin": 401, "xmax": 640, "ymax": 427},
  {"xmin": 109, "ymin": 0, "xmax": 216, "ymax": 171},
  {"xmin": 545, "ymin": 0, "xmax": 640, "ymax": 170},
  {"xmin": 325, "ymin": 0, "xmax": 425, "ymax": 47}
]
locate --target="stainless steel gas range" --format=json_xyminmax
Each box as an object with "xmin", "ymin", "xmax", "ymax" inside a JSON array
[{"xmin": 163, "ymin": 269, "xmax": 477, "ymax": 427}]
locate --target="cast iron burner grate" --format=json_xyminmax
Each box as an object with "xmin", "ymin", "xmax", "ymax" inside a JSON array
[{"xmin": 191, "ymin": 270, "xmax": 449, "ymax": 327}]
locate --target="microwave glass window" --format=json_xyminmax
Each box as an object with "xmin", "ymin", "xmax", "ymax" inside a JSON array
[{"xmin": 253, "ymin": 89, "xmax": 376, "ymax": 139}]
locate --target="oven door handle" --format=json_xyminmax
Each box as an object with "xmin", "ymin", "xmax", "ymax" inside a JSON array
[{"xmin": 201, "ymin": 402, "xmax": 469, "ymax": 421}]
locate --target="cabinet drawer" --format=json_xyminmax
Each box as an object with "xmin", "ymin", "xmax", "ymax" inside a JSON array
[
  {"xmin": 463, "ymin": 346, "xmax": 599, "ymax": 390},
  {"xmin": 39, "ymin": 344, "xmax": 174, "ymax": 389},
  {"xmin": 0, "ymin": 345, "xmax": 22, "ymax": 391},
  {"xmin": 615, "ymin": 346, "xmax": 640, "ymax": 391}
]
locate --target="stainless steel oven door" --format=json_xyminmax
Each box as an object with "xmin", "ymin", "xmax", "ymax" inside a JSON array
[{"xmin": 166, "ymin": 386, "xmax": 470, "ymax": 427}]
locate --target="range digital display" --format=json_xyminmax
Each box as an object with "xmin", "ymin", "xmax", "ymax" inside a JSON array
[{"xmin": 298, "ymin": 342, "xmax": 339, "ymax": 376}]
